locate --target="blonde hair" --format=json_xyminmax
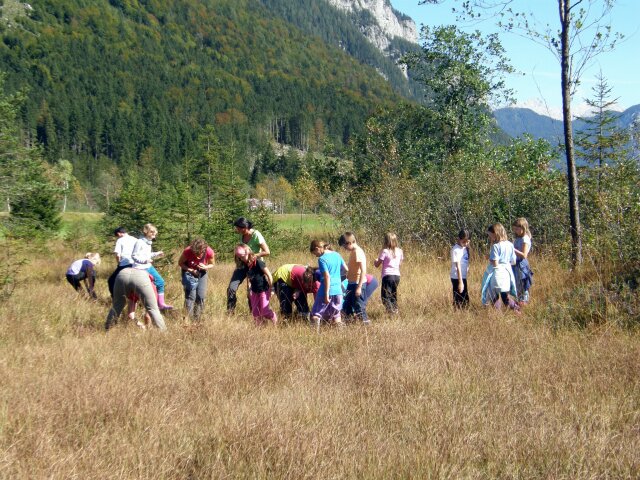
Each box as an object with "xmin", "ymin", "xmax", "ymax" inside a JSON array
[
  {"xmin": 85, "ymin": 252, "xmax": 101, "ymax": 266},
  {"xmin": 383, "ymin": 232, "xmax": 399, "ymax": 258},
  {"xmin": 488, "ymin": 223, "xmax": 508, "ymax": 242},
  {"xmin": 143, "ymin": 223, "xmax": 158, "ymax": 237},
  {"xmin": 512, "ymin": 217, "xmax": 532, "ymax": 239},
  {"xmin": 234, "ymin": 243, "xmax": 256, "ymax": 268}
]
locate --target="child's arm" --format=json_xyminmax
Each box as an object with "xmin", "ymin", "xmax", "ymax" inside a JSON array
[
  {"xmin": 374, "ymin": 250, "xmax": 384, "ymax": 268},
  {"xmin": 355, "ymin": 258, "xmax": 366, "ymax": 296},
  {"xmin": 323, "ymin": 271, "xmax": 330, "ymax": 304},
  {"xmin": 455, "ymin": 261, "xmax": 464, "ymax": 293},
  {"xmin": 515, "ymin": 242, "xmax": 530, "ymax": 259},
  {"xmin": 263, "ymin": 267, "xmax": 273, "ymax": 290}
]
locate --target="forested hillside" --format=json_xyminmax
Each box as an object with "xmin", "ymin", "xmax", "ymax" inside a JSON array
[{"xmin": 0, "ymin": 0, "xmax": 409, "ymax": 188}]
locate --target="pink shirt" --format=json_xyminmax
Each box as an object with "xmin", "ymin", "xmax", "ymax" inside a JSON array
[{"xmin": 377, "ymin": 248, "xmax": 403, "ymax": 277}]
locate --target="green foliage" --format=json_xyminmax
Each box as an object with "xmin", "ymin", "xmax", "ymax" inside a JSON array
[
  {"xmin": 338, "ymin": 103, "xmax": 566, "ymax": 249},
  {"xmin": 0, "ymin": 72, "xmax": 60, "ymax": 238},
  {"xmin": 101, "ymin": 173, "xmax": 158, "ymax": 237},
  {"xmin": 0, "ymin": 0, "xmax": 402, "ymax": 188},
  {"xmin": 402, "ymin": 25, "xmax": 513, "ymax": 155}
]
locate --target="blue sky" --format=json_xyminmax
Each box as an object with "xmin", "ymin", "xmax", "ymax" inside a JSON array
[{"xmin": 390, "ymin": 0, "xmax": 640, "ymax": 117}]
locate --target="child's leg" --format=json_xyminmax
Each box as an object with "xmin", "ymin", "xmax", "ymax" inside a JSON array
[
  {"xmin": 461, "ymin": 278, "xmax": 469, "ymax": 308},
  {"xmin": 127, "ymin": 298, "xmax": 137, "ymax": 320}
]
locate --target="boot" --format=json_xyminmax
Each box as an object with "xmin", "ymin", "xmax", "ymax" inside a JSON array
[{"xmin": 157, "ymin": 293, "xmax": 173, "ymax": 310}]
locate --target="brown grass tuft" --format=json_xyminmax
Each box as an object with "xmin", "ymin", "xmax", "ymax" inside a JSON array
[{"xmin": 1, "ymin": 248, "xmax": 639, "ymax": 478}]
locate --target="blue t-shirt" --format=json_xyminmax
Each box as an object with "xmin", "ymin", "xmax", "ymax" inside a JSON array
[
  {"xmin": 490, "ymin": 241, "xmax": 516, "ymax": 265},
  {"xmin": 317, "ymin": 250, "xmax": 344, "ymax": 297}
]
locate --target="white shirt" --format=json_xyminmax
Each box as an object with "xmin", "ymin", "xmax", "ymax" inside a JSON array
[
  {"xmin": 132, "ymin": 238, "xmax": 161, "ymax": 270},
  {"xmin": 114, "ymin": 233, "xmax": 137, "ymax": 267},
  {"xmin": 450, "ymin": 243, "xmax": 469, "ymax": 279}
]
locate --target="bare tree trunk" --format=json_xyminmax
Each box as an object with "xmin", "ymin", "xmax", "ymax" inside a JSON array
[{"xmin": 560, "ymin": 0, "xmax": 582, "ymax": 265}]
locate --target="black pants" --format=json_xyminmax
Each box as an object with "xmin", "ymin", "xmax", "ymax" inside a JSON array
[
  {"xmin": 227, "ymin": 266, "xmax": 248, "ymax": 312},
  {"xmin": 274, "ymin": 279, "xmax": 309, "ymax": 318},
  {"xmin": 451, "ymin": 278, "xmax": 469, "ymax": 309},
  {"xmin": 381, "ymin": 275, "xmax": 400, "ymax": 312},
  {"xmin": 107, "ymin": 264, "xmax": 132, "ymax": 297}
]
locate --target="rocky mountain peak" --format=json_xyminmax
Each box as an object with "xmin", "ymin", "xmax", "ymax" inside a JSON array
[{"xmin": 326, "ymin": 0, "xmax": 417, "ymax": 54}]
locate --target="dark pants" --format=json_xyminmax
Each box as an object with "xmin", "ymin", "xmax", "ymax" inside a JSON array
[
  {"xmin": 108, "ymin": 264, "xmax": 132, "ymax": 297},
  {"xmin": 182, "ymin": 271, "xmax": 208, "ymax": 320},
  {"xmin": 381, "ymin": 275, "xmax": 400, "ymax": 312},
  {"xmin": 274, "ymin": 279, "xmax": 310, "ymax": 319},
  {"xmin": 451, "ymin": 278, "xmax": 469, "ymax": 309},
  {"xmin": 66, "ymin": 271, "xmax": 93, "ymax": 291},
  {"xmin": 343, "ymin": 278, "xmax": 378, "ymax": 323},
  {"xmin": 227, "ymin": 267, "xmax": 248, "ymax": 312}
]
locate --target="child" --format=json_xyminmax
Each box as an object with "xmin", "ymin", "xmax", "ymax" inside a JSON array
[
  {"xmin": 450, "ymin": 229, "xmax": 470, "ymax": 309},
  {"xmin": 481, "ymin": 223, "xmax": 520, "ymax": 313},
  {"xmin": 66, "ymin": 253, "xmax": 101, "ymax": 298},
  {"xmin": 309, "ymin": 240, "xmax": 345, "ymax": 327},
  {"xmin": 132, "ymin": 223, "xmax": 173, "ymax": 310},
  {"xmin": 272, "ymin": 264, "xmax": 319, "ymax": 321},
  {"xmin": 512, "ymin": 217, "xmax": 533, "ymax": 304},
  {"xmin": 234, "ymin": 244, "xmax": 276, "ymax": 326},
  {"xmin": 374, "ymin": 232, "xmax": 404, "ymax": 314},
  {"xmin": 339, "ymin": 232, "xmax": 370, "ymax": 324}
]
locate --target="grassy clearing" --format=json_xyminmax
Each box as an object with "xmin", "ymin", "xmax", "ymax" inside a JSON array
[{"xmin": 0, "ymin": 242, "xmax": 639, "ymax": 478}]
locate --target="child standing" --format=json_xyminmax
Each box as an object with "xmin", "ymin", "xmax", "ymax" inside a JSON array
[
  {"xmin": 234, "ymin": 244, "xmax": 276, "ymax": 326},
  {"xmin": 309, "ymin": 240, "xmax": 345, "ymax": 327},
  {"xmin": 339, "ymin": 232, "xmax": 370, "ymax": 324},
  {"xmin": 450, "ymin": 229, "xmax": 470, "ymax": 309},
  {"xmin": 512, "ymin": 218, "xmax": 533, "ymax": 304},
  {"xmin": 481, "ymin": 223, "xmax": 520, "ymax": 312},
  {"xmin": 374, "ymin": 232, "xmax": 404, "ymax": 314}
]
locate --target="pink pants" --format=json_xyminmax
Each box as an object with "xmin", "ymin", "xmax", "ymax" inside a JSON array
[{"xmin": 249, "ymin": 290, "xmax": 277, "ymax": 326}]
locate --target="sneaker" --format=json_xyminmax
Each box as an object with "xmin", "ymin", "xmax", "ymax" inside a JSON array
[{"xmin": 136, "ymin": 321, "xmax": 146, "ymax": 330}]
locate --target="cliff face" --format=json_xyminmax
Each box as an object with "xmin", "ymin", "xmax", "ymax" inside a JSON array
[{"xmin": 326, "ymin": 0, "xmax": 417, "ymax": 53}]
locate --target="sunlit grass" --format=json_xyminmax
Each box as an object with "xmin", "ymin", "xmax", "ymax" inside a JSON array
[{"xmin": 0, "ymin": 241, "xmax": 638, "ymax": 477}]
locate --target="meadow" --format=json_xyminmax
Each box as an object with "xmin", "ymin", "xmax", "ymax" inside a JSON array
[{"xmin": 0, "ymin": 216, "xmax": 638, "ymax": 478}]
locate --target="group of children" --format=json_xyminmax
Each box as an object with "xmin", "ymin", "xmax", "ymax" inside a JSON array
[
  {"xmin": 452, "ymin": 217, "xmax": 533, "ymax": 313},
  {"xmin": 65, "ymin": 216, "xmax": 533, "ymax": 330},
  {"xmin": 232, "ymin": 230, "xmax": 404, "ymax": 327}
]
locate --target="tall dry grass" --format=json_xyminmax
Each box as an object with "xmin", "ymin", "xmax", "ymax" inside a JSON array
[{"xmin": 1, "ymin": 244, "xmax": 639, "ymax": 478}]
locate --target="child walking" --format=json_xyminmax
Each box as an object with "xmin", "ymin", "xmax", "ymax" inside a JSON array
[
  {"xmin": 481, "ymin": 223, "xmax": 520, "ymax": 312},
  {"xmin": 450, "ymin": 229, "xmax": 470, "ymax": 309},
  {"xmin": 374, "ymin": 232, "xmax": 404, "ymax": 314},
  {"xmin": 512, "ymin": 217, "xmax": 533, "ymax": 305},
  {"xmin": 234, "ymin": 244, "xmax": 276, "ymax": 326}
]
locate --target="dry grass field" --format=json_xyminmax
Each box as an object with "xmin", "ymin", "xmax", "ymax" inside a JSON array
[{"xmin": 1, "ymin": 241, "xmax": 639, "ymax": 478}]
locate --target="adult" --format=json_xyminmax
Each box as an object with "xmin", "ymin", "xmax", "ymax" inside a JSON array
[
  {"xmin": 132, "ymin": 223, "xmax": 173, "ymax": 310},
  {"xmin": 272, "ymin": 264, "xmax": 319, "ymax": 320},
  {"xmin": 105, "ymin": 268, "xmax": 166, "ymax": 331},
  {"xmin": 226, "ymin": 217, "xmax": 269, "ymax": 313},
  {"xmin": 107, "ymin": 226, "xmax": 137, "ymax": 297},
  {"xmin": 178, "ymin": 237, "xmax": 215, "ymax": 320}
]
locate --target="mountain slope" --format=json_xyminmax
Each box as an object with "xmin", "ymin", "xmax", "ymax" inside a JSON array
[
  {"xmin": 494, "ymin": 105, "xmax": 640, "ymax": 144},
  {"xmin": 0, "ymin": 0, "xmax": 405, "ymax": 183}
]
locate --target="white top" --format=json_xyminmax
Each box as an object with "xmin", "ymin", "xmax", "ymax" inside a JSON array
[
  {"xmin": 114, "ymin": 233, "xmax": 137, "ymax": 267},
  {"xmin": 132, "ymin": 238, "xmax": 161, "ymax": 270},
  {"xmin": 450, "ymin": 243, "xmax": 469, "ymax": 279}
]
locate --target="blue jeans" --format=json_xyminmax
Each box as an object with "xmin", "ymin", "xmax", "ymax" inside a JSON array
[
  {"xmin": 182, "ymin": 271, "xmax": 207, "ymax": 319},
  {"xmin": 343, "ymin": 279, "xmax": 378, "ymax": 323},
  {"xmin": 146, "ymin": 266, "xmax": 165, "ymax": 294}
]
